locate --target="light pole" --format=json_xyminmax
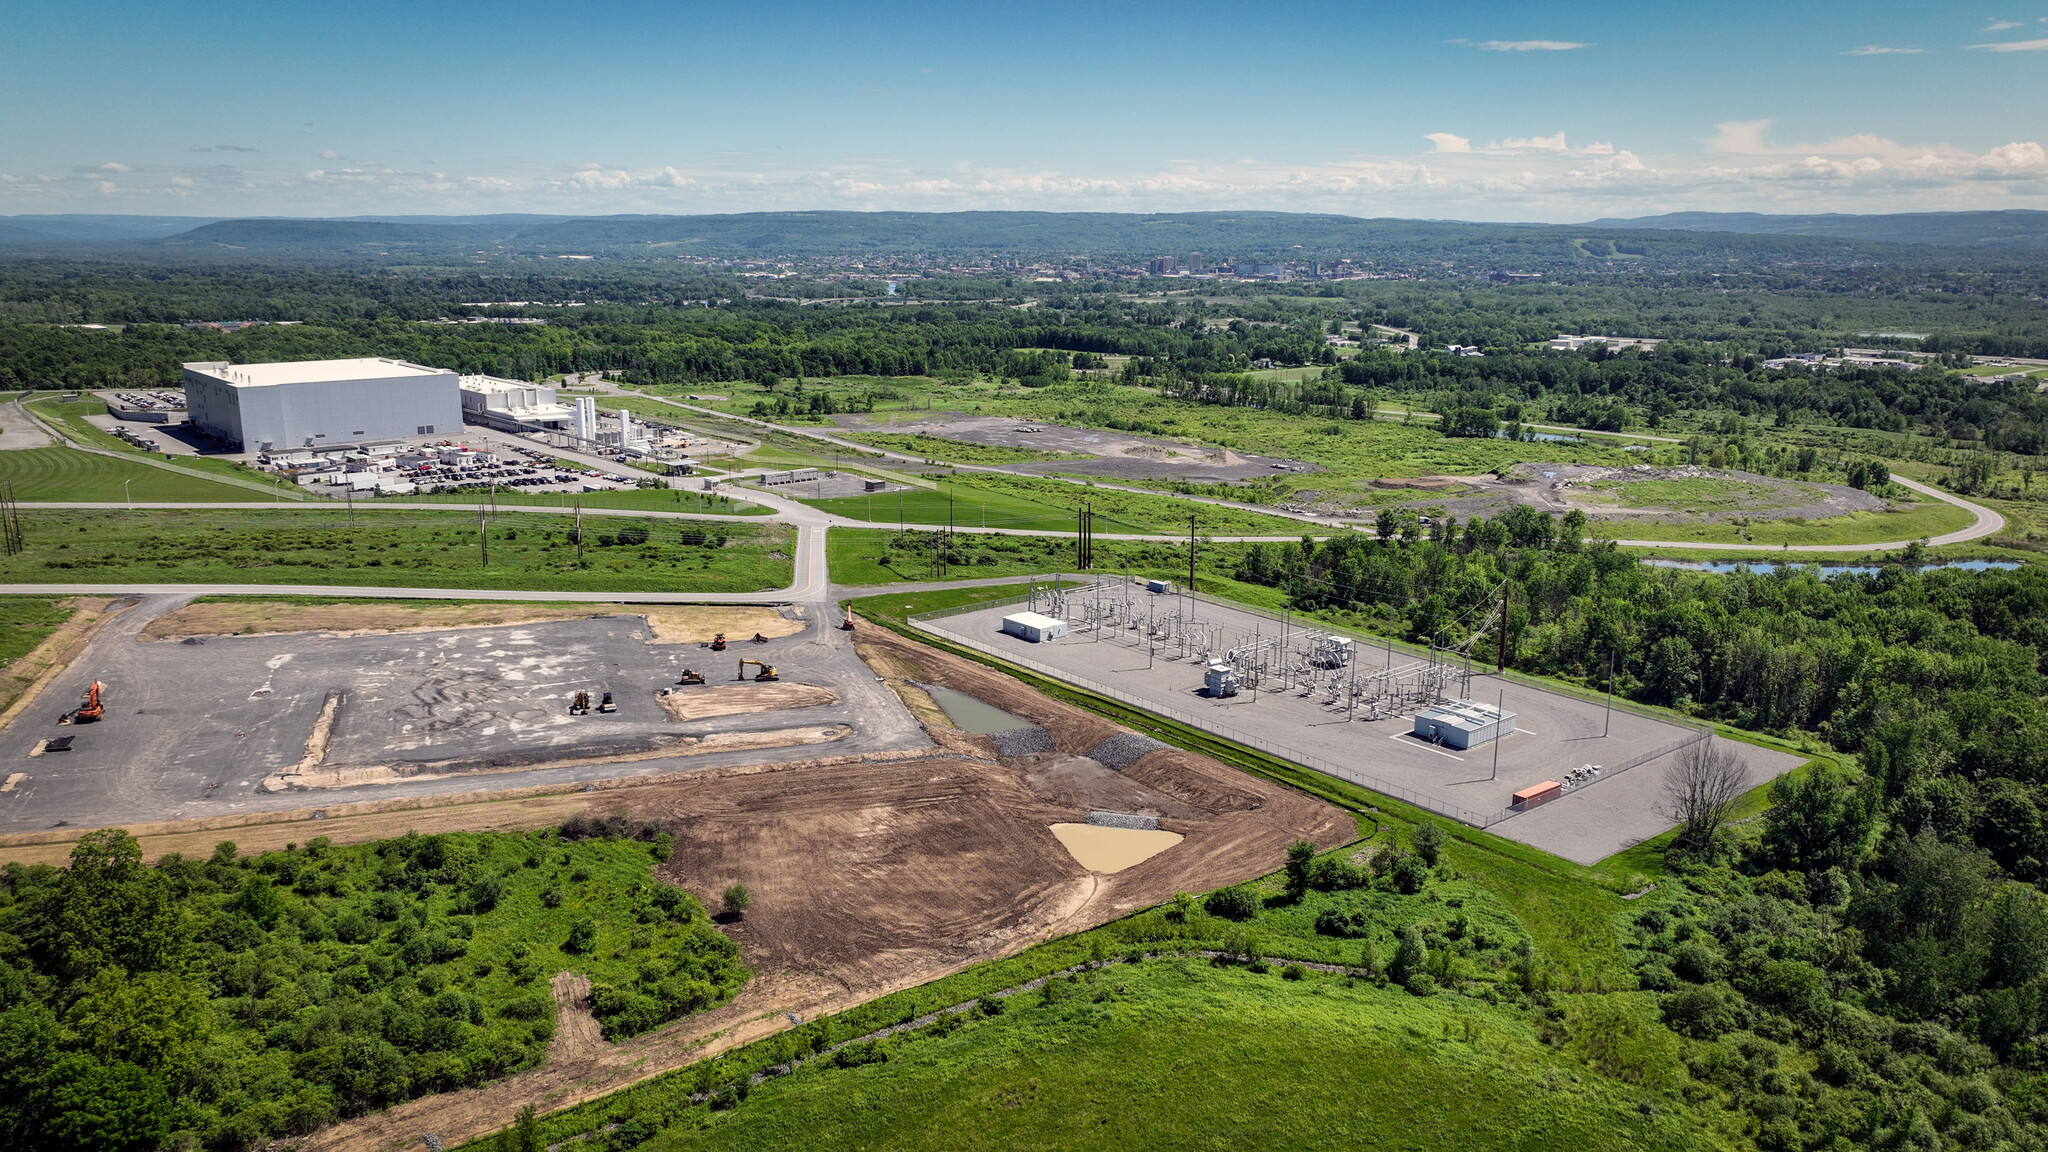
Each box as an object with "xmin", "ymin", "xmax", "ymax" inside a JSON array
[{"xmin": 123, "ymin": 478, "xmax": 131, "ymax": 507}]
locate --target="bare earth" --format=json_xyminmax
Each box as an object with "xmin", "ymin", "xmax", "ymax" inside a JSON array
[
  {"xmin": 138, "ymin": 600, "xmax": 802, "ymax": 644},
  {"xmin": 656, "ymin": 682, "xmax": 839, "ymax": 721},
  {"xmin": 293, "ymin": 622, "xmax": 1351, "ymax": 1152}
]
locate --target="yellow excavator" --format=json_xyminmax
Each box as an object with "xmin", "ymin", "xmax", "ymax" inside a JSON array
[{"xmin": 737, "ymin": 658, "xmax": 779, "ymax": 682}]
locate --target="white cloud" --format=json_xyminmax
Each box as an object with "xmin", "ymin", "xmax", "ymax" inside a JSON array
[
  {"xmin": 1475, "ymin": 39, "xmax": 1590, "ymax": 51},
  {"xmin": 99, "ymin": 161, "xmax": 131, "ymax": 172},
  {"xmin": 1983, "ymin": 20, "xmax": 2022, "ymax": 30},
  {"xmin": 8, "ymin": 134, "xmax": 2045, "ymax": 220},
  {"xmin": 1972, "ymin": 37, "xmax": 2048, "ymax": 50},
  {"xmin": 1844, "ymin": 45, "xmax": 1923, "ymax": 54},
  {"xmin": 1706, "ymin": 120, "xmax": 1966, "ymax": 161}
]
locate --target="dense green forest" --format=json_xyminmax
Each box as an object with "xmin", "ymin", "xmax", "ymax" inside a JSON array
[
  {"xmin": 0, "ymin": 823, "xmax": 741, "ymax": 1152},
  {"xmin": 2, "ymin": 262, "xmax": 2045, "ymax": 452},
  {"xmin": 1218, "ymin": 511, "xmax": 2048, "ymax": 1145}
]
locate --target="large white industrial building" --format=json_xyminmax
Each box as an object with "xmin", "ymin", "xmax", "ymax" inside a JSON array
[{"xmin": 182, "ymin": 358, "xmax": 463, "ymax": 451}]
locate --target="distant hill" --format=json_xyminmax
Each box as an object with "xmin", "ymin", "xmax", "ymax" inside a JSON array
[
  {"xmin": 1, "ymin": 214, "xmax": 222, "ymax": 241},
  {"xmin": 1582, "ymin": 210, "xmax": 2048, "ymax": 249},
  {"xmin": 159, "ymin": 218, "xmax": 505, "ymax": 251},
  {"xmin": 0, "ymin": 208, "xmax": 2003, "ymax": 268}
]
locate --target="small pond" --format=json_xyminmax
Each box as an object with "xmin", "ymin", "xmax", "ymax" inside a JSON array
[{"xmin": 922, "ymin": 683, "xmax": 1029, "ymax": 733}]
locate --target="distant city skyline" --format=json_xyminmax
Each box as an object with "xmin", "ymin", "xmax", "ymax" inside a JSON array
[{"xmin": 5, "ymin": 0, "xmax": 2044, "ymax": 219}]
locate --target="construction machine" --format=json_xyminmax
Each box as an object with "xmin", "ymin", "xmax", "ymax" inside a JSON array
[
  {"xmin": 569, "ymin": 690, "xmax": 591, "ymax": 715},
  {"xmin": 710, "ymin": 633, "xmax": 727, "ymax": 652},
  {"xmin": 840, "ymin": 608, "xmax": 856, "ymax": 631},
  {"xmin": 751, "ymin": 632, "xmax": 769, "ymax": 644},
  {"xmin": 676, "ymin": 668, "xmax": 706, "ymax": 686},
  {"xmin": 737, "ymin": 659, "xmax": 779, "ymax": 682},
  {"xmin": 60, "ymin": 680, "xmax": 105, "ymax": 725},
  {"xmin": 597, "ymin": 691, "xmax": 617, "ymax": 714}
]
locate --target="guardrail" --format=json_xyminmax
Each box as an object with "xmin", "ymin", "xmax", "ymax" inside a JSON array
[{"xmin": 908, "ymin": 579, "xmax": 1713, "ymax": 829}]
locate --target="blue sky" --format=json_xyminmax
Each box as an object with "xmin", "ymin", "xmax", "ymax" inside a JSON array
[{"xmin": 4, "ymin": 0, "xmax": 2044, "ymax": 219}]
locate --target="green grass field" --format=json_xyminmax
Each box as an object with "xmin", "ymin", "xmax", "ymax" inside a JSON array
[
  {"xmin": 1587, "ymin": 497, "xmax": 1974, "ymax": 546},
  {"xmin": 804, "ymin": 475, "xmax": 1322, "ymax": 537},
  {"xmin": 22, "ymin": 396, "xmax": 296, "ymax": 491},
  {"xmin": 382, "ymin": 489, "xmax": 774, "ymax": 515},
  {"xmin": 0, "ymin": 509, "xmax": 795, "ymax": 592},
  {"xmin": 804, "ymin": 482, "xmax": 1148, "ymax": 534},
  {"xmin": 639, "ymin": 962, "xmax": 1703, "ymax": 1152},
  {"xmin": 838, "ymin": 431, "xmax": 1091, "ymax": 465},
  {"xmin": 1587, "ymin": 477, "xmax": 1818, "ymax": 511},
  {"xmin": 0, "ymin": 445, "xmax": 274, "ymax": 503}
]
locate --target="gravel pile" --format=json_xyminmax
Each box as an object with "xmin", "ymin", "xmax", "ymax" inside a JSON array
[
  {"xmin": 987, "ymin": 726, "xmax": 1056, "ymax": 757},
  {"xmin": 1088, "ymin": 811, "xmax": 1160, "ymax": 831},
  {"xmin": 1088, "ymin": 732, "xmax": 1168, "ymax": 772}
]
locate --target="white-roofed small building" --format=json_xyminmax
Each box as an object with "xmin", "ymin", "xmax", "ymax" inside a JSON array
[
  {"xmin": 1000, "ymin": 611, "xmax": 1068, "ymax": 643},
  {"xmin": 182, "ymin": 358, "xmax": 463, "ymax": 452},
  {"xmin": 1412, "ymin": 699, "xmax": 1517, "ymax": 750}
]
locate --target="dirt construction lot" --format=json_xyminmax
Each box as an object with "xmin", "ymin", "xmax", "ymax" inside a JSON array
[{"xmin": 270, "ymin": 624, "xmax": 1350, "ymax": 1152}]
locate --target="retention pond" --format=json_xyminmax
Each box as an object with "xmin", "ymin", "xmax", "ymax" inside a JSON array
[{"xmin": 922, "ymin": 683, "xmax": 1029, "ymax": 733}]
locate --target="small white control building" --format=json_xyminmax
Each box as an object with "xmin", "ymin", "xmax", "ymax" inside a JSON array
[
  {"xmin": 1001, "ymin": 611, "xmax": 1068, "ymax": 643},
  {"xmin": 1412, "ymin": 699, "xmax": 1517, "ymax": 750},
  {"xmin": 183, "ymin": 358, "xmax": 462, "ymax": 451}
]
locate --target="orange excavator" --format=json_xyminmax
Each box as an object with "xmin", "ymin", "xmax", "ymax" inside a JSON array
[
  {"xmin": 61, "ymin": 680, "xmax": 105, "ymax": 725},
  {"xmin": 710, "ymin": 633, "xmax": 727, "ymax": 652}
]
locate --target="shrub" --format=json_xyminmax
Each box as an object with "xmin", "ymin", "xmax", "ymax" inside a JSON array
[
  {"xmin": 564, "ymin": 918, "xmax": 598, "ymax": 954},
  {"xmin": 1411, "ymin": 822, "xmax": 1445, "ymax": 866},
  {"xmin": 722, "ymin": 884, "xmax": 751, "ymax": 917},
  {"xmin": 1205, "ymin": 886, "xmax": 1260, "ymax": 921},
  {"xmin": 1281, "ymin": 964, "xmax": 1306, "ymax": 981},
  {"xmin": 1392, "ymin": 855, "xmax": 1430, "ymax": 895},
  {"xmin": 1388, "ymin": 925, "xmax": 1427, "ymax": 986},
  {"xmin": 1314, "ymin": 907, "xmax": 1372, "ymax": 938},
  {"xmin": 834, "ymin": 1040, "xmax": 886, "ymax": 1068}
]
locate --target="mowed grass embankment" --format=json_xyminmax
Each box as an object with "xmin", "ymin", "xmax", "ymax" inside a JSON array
[
  {"xmin": 639, "ymin": 962, "xmax": 1705, "ymax": 1152},
  {"xmin": 0, "ymin": 509, "xmax": 796, "ymax": 592},
  {"xmin": 0, "ymin": 445, "xmax": 269, "ymax": 502},
  {"xmin": 21, "ymin": 395, "xmax": 292, "ymax": 491}
]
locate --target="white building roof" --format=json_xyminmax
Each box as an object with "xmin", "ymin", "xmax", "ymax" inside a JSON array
[
  {"xmin": 183, "ymin": 358, "xmax": 450, "ymax": 388},
  {"xmin": 1415, "ymin": 699, "xmax": 1514, "ymax": 732},
  {"xmin": 1002, "ymin": 611, "xmax": 1067, "ymax": 629}
]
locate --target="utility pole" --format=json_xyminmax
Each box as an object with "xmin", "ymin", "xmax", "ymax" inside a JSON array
[
  {"xmin": 1496, "ymin": 580, "xmax": 1509, "ymax": 672},
  {"xmin": 1491, "ymin": 688, "xmax": 1504, "ymax": 779},
  {"xmin": 346, "ymin": 485, "xmax": 354, "ymax": 527},
  {"xmin": 1187, "ymin": 514, "xmax": 1197, "ymax": 594},
  {"xmin": 1604, "ymin": 649, "xmax": 1614, "ymax": 737},
  {"xmin": 478, "ymin": 504, "xmax": 489, "ymax": 568},
  {"xmin": 575, "ymin": 496, "xmax": 584, "ymax": 563}
]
